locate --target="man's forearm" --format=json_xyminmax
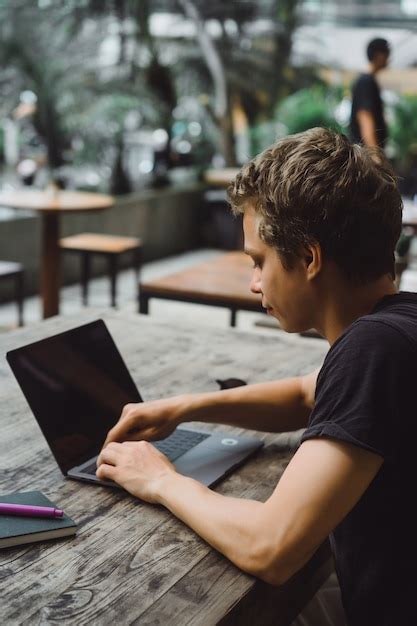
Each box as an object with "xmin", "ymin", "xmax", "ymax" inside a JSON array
[
  {"xmin": 155, "ymin": 471, "xmax": 279, "ymax": 582},
  {"xmin": 357, "ymin": 109, "xmax": 378, "ymax": 147},
  {"xmin": 181, "ymin": 377, "xmax": 311, "ymax": 432},
  {"xmin": 103, "ymin": 371, "xmax": 318, "ymax": 447}
]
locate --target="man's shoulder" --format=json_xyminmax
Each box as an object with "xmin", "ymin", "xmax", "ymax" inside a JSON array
[
  {"xmin": 346, "ymin": 317, "xmax": 409, "ymax": 349},
  {"xmin": 358, "ymin": 293, "xmax": 417, "ymax": 347},
  {"xmin": 355, "ymin": 72, "xmax": 375, "ymax": 84},
  {"xmin": 357, "ymin": 72, "xmax": 374, "ymax": 82},
  {"xmin": 352, "ymin": 73, "xmax": 376, "ymax": 92},
  {"xmin": 328, "ymin": 298, "xmax": 417, "ymax": 360}
]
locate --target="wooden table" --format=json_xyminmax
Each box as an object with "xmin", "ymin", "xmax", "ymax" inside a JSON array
[
  {"xmin": 1, "ymin": 310, "xmax": 331, "ymax": 625},
  {"xmin": 139, "ymin": 251, "xmax": 263, "ymax": 327},
  {"xmin": 0, "ymin": 189, "xmax": 114, "ymax": 319},
  {"xmin": 204, "ymin": 168, "xmax": 240, "ymax": 188}
]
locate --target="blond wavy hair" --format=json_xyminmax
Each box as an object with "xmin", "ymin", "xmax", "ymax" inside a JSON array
[{"xmin": 228, "ymin": 127, "xmax": 402, "ymax": 283}]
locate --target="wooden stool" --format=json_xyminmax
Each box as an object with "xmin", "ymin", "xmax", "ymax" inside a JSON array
[
  {"xmin": 0, "ymin": 261, "xmax": 24, "ymax": 327},
  {"xmin": 59, "ymin": 233, "xmax": 142, "ymax": 307}
]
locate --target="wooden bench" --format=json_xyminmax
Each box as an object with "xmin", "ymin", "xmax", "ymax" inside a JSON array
[
  {"xmin": 60, "ymin": 233, "xmax": 142, "ymax": 308},
  {"xmin": 139, "ymin": 251, "xmax": 263, "ymax": 327}
]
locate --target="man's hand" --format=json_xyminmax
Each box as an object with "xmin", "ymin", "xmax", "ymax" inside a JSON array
[
  {"xmin": 102, "ymin": 395, "xmax": 190, "ymax": 448},
  {"xmin": 96, "ymin": 440, "xmax": 177, "ymax": 503}
]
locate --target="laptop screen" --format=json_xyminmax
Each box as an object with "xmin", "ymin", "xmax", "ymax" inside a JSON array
[{"xmin": 7, "ymin": 320, "xmax": 142, "ymax": 474}]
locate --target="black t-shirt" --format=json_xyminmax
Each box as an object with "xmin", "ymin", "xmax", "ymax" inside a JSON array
[
  {"xmin": 350, "ymin": 73, "xmax": 387, "ymax": 148},
  {"xmin": 301, "ymin": 292, "xmax": 417, "ymax": 626}
]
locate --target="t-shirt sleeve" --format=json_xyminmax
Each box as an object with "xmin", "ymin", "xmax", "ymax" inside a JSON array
[
  {"xmin": 354, "ymin": 75, "xmax": 375, "ymax": 113},
  {"xmin": 301, "ymin": 320, "xmax": 409, "ymax": 461}
]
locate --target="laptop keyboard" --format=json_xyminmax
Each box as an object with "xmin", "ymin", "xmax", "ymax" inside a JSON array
[
  {"xmin": 82, "ymin": 429, "xmax": 210, "ymax": 476},
  {"xmin": 153, "ymin": 429, "xmax": 210, "ymax": 461}
]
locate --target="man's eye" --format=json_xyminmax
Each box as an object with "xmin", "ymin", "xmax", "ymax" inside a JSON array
[{"xmin": 252, "ymin": 261, "xmax": 261, "ymax": 269}]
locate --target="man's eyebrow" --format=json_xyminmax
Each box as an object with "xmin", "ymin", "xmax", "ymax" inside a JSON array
[{"xmin": 244, "ymin": 248, "xmax": 257, "ymax": 257}]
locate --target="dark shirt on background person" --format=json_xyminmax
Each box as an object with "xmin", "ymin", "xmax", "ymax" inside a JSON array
[{"xmin": 350, "ymin": 73, "xmax": 387, "ymax": 148}]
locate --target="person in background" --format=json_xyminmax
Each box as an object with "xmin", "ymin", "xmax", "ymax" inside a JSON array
[
  {"xmin": 350, "ymin": 38, "xmax": 412, "ymax": 288},
  {"xmin": 350, "ymin": 38, "xmax": 390, "ymax": 149}
]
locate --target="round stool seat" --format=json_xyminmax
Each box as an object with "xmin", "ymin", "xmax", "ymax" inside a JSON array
[{"xmin": 59, "ymin": 233, "xmax": 141, "ymax": 254}]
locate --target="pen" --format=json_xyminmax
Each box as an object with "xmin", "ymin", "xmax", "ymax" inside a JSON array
[{"xmin": 0, "ymin": 503, "xmax": 64, "ymax": 519}]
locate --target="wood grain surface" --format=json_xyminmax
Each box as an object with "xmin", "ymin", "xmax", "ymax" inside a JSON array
[{"xmin": 0, "ymin": 310, "xmax": 329, "ymax": 625}]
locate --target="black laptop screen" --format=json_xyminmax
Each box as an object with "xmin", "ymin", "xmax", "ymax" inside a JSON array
[{"xmin": 7, "ymin": 320, "xmax": 142, "ymax": 474}]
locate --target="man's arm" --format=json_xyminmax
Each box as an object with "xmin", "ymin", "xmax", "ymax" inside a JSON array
[
  {"xmin": 97, "ymin": 437, "xmax": 383, "ymax": 585},
  {"xmin": 356, "ymin": 109, "xmax": 378, "ymax": 147},
  {"xmin": 182, "ymin": 368, "xmax": 320, "ymax": 431},
  {"xmin": 103, "ymin": 368, "xmax": 321, "ymax": 446}
]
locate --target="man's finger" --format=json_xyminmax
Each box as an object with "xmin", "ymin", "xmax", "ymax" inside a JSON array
[
  {"xmin": 103, "ymin": 417, "xmax": 137, "ymax": 447},
  {"xmin": 97, "ymin": 443, "xmax": 120, "ymax": 467},
  {"xmin": 96, "ymin": 463, "xmax": 118, "ymax": 481},
  {"xmin": 121, "ymin": 440, "xmax": 152, "ymax": 449},
  {"xmin": 120, "ymin": 403, "xmax": 136, "ymax": 419}
]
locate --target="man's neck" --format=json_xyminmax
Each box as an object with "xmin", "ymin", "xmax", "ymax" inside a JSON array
[
  {"xmin": 314, "ymin": 273, "xmax": 397, "ymax": 345},
  {"xmin": 368, "ymin": 62, "xmax": 380, "ymax": 76}
]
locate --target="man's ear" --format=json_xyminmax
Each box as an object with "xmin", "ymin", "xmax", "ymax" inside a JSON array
[{"xmin": 303, "ymin": 243, "xmax": 322, "ymax": 280}]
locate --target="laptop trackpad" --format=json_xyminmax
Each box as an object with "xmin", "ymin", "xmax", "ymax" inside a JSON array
[{"xmin": 175, "ymin": 438, "xmax": 259, "ymax": 486}]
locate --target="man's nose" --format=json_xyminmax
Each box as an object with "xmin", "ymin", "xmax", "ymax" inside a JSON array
[{"xmin": 250, "ymin": 271, "xmax": 261, "ymax": 294}]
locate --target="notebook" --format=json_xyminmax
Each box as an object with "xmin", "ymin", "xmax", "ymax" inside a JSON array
[
  {"xmin": 0, "ymin": 491, "xmax": 77, "ymax": 549},
  {"xmin": 6, "ymin": 319, "xmax": 263, "ymax": 488}
]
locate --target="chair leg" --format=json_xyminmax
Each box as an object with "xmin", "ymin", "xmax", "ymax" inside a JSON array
[
  {"xmin": 139, "ymin": 293, "xmax": 149, "ymax": 314},
  {"xmin": 81, "ymin": 252, "xmax": 91, "ymax": 306},
  {"xmin": 15, "ymin": 271, "xmax": 24, "ymax": 327},
  {"xmin": 108, "ymin": 255, "xmax": 118, "ymax": 308},
  {"xmin": 134, "ymin": 247, "xmax": 142, "ymax": 300}
]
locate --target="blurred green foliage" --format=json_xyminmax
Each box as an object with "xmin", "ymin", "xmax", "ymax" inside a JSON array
[
  {"xmin": 0, "ymin": 0, "xmax": 302, "ymax": 181},
  {"xmin": 390, "ymin": 95, "xmax": 417, "ymax": 172},
  {"xmin": 249, "ymin": 85, "xmax": 344, "ymax": 156},
  {"xmin": 275, "ymin": 86, "xmax": 344, "ymax": 135}
]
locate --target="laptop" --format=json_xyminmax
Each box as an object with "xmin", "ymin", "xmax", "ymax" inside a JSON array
[{"xmin": 6, "ymin": 320, "xmax": 263, "ymax": 488}]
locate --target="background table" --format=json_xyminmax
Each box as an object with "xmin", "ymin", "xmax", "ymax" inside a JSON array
[
  {"xmin": 204, "ymin": 168, "xmax": 240, "ymax": 188},
  {"xmin": 0, "ymin": 190, "xmax": 114, "ymax": 318},
  {"xmin": 139, "ymin": 251, "xmax": 263, "ymax": 326},
  {"xmin": 1, "ymin": 310, "xmax": 330, "ymax": 625}
]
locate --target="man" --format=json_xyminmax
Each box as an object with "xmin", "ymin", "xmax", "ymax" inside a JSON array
[
  {"xmin": 350, "ymin": 37, "xmax": 412, "ymax": 288},
  {"xmin": 97, "ymin": 128, "xmax": 416, "ymax": 626},
  {"xmin": 350, "ymin": 37, "xmax": 390, "ymax": 148}
]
